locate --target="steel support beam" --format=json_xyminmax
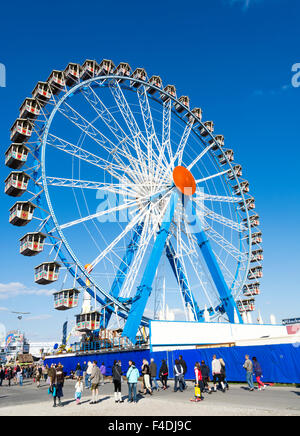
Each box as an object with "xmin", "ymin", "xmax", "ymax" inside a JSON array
[
  {"xmin": 122, "ymin": 190, "xmax": 178, "ymax": 343},
  {"xmin": 185, "ymin": 197, "xmax": 243, "ymax": 324}
]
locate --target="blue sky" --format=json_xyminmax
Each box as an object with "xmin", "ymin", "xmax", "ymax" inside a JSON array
[{"xmin": 0, "ymin": 0, "xmax": 299, "ymax": 342}]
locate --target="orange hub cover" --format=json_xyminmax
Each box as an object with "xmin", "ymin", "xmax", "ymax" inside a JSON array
[{"xmin": 173, "ymin": 166, "xmax": 196, "ymax": 195}]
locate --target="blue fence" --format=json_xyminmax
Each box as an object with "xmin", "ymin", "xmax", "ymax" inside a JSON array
[{"xmin": 44, "ymin": 343, "xmax": 300, "ymax": 384}]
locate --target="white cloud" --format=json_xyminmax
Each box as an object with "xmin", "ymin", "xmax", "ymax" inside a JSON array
[{"xmin": 0, "ymin": 282, "xmax": 56, "ymax": 300}]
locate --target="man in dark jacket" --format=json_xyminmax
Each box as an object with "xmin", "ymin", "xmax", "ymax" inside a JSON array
[
  {"xmin": 149, "ymin": 358, "xmax": 159, "ymax": 391},
  {"xmin": 179, "ymin": 355, "xmax": 187, "ymax": 390},
  {"xmin": 200, "ymin": 360, "xmax": 212, "ymax": 394}
]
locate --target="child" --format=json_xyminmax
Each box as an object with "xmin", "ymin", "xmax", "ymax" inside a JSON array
[
  {"xmin": 190, "ymin": 362, "xmax": 204, "ymax": 402},
  {"xmin": 75, "ymin": 376, "xmax": 83, "ymax": 405}
]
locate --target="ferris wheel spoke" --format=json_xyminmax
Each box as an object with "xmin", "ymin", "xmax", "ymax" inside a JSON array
[
  {"xmin": 174, "ymin": 120, "xmax": 194, "ymax": 168},
  {"xmin": 187, "ymin": 141, "xmax": 214, "ymax": 171},
  {"xmin": 195, "ymin": 169, "xmax": 231, "ymax": 184},
  {"xmin": 109, "ymin": 81, "xmax": 149, "ymax": 179},
  {"xmin": 195, "ymin": 191, "xmax": 241, "ymax": 203},
  {"xmin": 196, "ymin": 203, "xmax": 246, "ymax": 232},
  {"xmin": 45, "ymin": 176, "xmax": 139, "ymax": 197},
  {"xmin": 89, "ymin": 201, "xmax": 150, "ymax": 270},
  {"xmin": 80, "ymin": 85, "xmax": 148, "ymax": 181}
]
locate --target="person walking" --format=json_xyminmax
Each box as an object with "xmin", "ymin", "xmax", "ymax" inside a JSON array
[
  {"xmin": 75, "ymin": 362, "xmax": 82, "ymax": 378},
  {"xmin": 212, "ymin": 355, "xmax": 226, "ymax": 393},
  {"xmin": 7, "ymin": 367, "xmax": 13, "ymax": 387},
  {"xmin": 141, "ymin": 359, "xmax": 153, "ymax": 395},
  {"xmin": 48, "ymin": 364, "xmax": 57, "ymax": 407},
  {"xmin": 126, "ymin": 360, "xmax": 140, "ymax": 403},
  {"xmin": 190, "ymin": 362, "xmax": 204, "ymax": 402},
  {"xmin": 243, "ymin": 355, "xmax": 254, "ymax": 391},
  {"xmin": 17, "ymin": 367, "xmax": 23, "ymax": 386},
  {"xmin": 149, "ymin": 358, "xmax": 159, "ymax": 391},
  {"xmin": 100, "ymin": 362, "xmax": 106, "ymax": 386},
  {"xmin": 86, "ymin": 360, "xmax": 93, "ymax": 389},
  {"xmin": 54, "ymin": 363, "xmax": 65, "ymax": 407},
  {"xmin": 35, "ymin": 365, "xmax": 42, "ymax": 388},
  {"xmin": 252, "ymin": 357, "xmax": 265, "ymax": 391},
  {"xmin": 219, "ymin": 358, "xmax": 229, "ymax": 390},
  {"xmin": 0, "ymin": 366, "xmax": 5, "ymax": 386},
  {"xmin": 75, "ymin": 376, "xmax": 84, "ymax": 405},
  {"xmin": 200, "ymin": 360, "xmax": 212, "ymax": 394},
  {"xmin": 112, "ymin": 360, "xmax": 124, "ymax": 403},
  {"xmin": 89, "ymin": 361, "xmax": 101, "ymax": 404},
  {"xmin": 173, "ymin": 359, "xmax": 184, "ymax": 392},
  {"xmin": 159, "ymin": 360, "xmax": 169, "ymax": 390},
  {"xmin": 178, "ymin": 355, "xmax": 187, "ymax": 390}
]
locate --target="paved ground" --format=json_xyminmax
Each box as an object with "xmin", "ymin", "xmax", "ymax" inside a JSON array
[{"xmin": 0, "ymin": 378, "xmax": 299, "ymax": 416}]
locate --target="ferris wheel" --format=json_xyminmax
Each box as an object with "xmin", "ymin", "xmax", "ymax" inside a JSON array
[{"xmin": 4, "ymin": 59, "xmax": 263, "ymax": 344}]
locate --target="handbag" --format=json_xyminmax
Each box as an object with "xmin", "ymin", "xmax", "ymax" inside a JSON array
[{"xmin": 194, "ymin": 384, "xmax": 201, "ymax": 397}]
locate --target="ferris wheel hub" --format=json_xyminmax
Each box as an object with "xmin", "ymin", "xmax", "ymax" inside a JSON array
[{"xmin": 173, "ymin": 166, "xmax": 196, "ymax": 196}]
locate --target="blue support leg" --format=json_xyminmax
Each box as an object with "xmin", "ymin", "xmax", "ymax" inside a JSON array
[
  {"xmin": 122, "ymin": 190, "xmax": 179, "ymax": 343},
  {"xmin": 166, "ymin": 241, "xmax": 204, "ymax": 322},
  {"xmin": 185, "ymin": 197, "xmax": 243, "ymax": 324},
  {"xmin": 102, "ymin": 222, "xmax": 144, "ymax": 328}
]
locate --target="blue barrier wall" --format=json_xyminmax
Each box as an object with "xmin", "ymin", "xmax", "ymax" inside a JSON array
[{"xmin": 44, "ymin": 343, "xmax": 300, "ymax": 384}]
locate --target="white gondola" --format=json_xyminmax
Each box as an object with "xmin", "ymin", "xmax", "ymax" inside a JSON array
[
  {"xmin": 113, "ymin": 62, "xmax": 131, "ymax": 82},
  {"xmin": 187, "ymin": 107, "xmax": 202, "ymax": 123},
  {"xmin": 32, "ymin": 81, "xmax": 52, "ymax": 106},
  {"xmin": 199, "ymin": 121, "xmax": 214, "ymax": 137},
  {"xmin": 228, "ymin": 164, "xmax": 242, "ymax": 180},
  {"xmin": 34, "ymin": 261, "xmax": 61, "ymax": 285},
  {"xmin": 146, "ymin": 75, "xmax": 162, "ymax": 94},
  {"xmin": 20, "ymin": 232, "xmax": 46, "ymax": 256},
  {"xmin": 248, "ymin": 231, "xmax": 262, "ymax": 245},
  {"xmin": 238, "ymin": 298, "xmax": 255, "ymax": 312},
  {"xmin": 130, "ymin": 68, "xmax": 147, "ymax": 88},
  {"xmin": 64, "ymin": 63, "xmax": 82, "ymax": 87},
  {"xmin": 9, "ymin": 201, "xmax": 36, "ymax": 227},
  {"xmin": 175, "ymin": 96, "xmax": 190, "ymax": 113},
  {"xmin": 251, "ymin": 249, "xmax": 264, "ymax": 262},
  {"xmin": 248, "ymin": 266, "xmax": 263, "ymax": 280},
  {"xmin": 4, "ymin": 171, "xmax": 29, "ymax": 197},
  {"xmin": 19, "ymin": 98, "xmax": 40, "ymax": 119},
  {"xmin": 47, "ymin": 70, "xmax": 65, "ymax": 95},
  {"xmin": 53, "ymin": 288, "xmax": 80, "ymax": 311},
  {"xmin": 218, "ymin": 149, "xmax": 234, "ymax": 165},
  {"xmin": 233, "ymin": 180, "xmax": 250, "ymax": 196},
  {"xmin": 160, "ymin": 85, "xmax": 176, "ymax": 102},
  {"xmin": 75, "ymin": 310, "xmax": 101, "ymax": 332},
  {"xmin": 239, "ymin": 197, "xmax": 255, "ymax": 211},
  {"xmin": 209, "ymin": 134, "xmax": 224, "ymax": 151},
  {"xmin": 5, "ymin": 143, "xmax": 29, "ymax": 170},
  {"xmin": 243, "ymin": 282, "xmax": 260, "ymax": 296},
  {"xmin": 243, "ymin": 214, "xmax": 260, "ymax": 228},
  {"xmin": 10, "ymin": 119, "xmax": 32, "ymax": 143},
  {"xmin": 81, "ymin": 59, "xmax": 99, "ymax": 80},
  {"xmin": 98, "ymin": 59, "xmax": 115, "ymax": 76}
]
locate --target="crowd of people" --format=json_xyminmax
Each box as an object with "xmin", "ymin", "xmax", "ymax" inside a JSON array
[{"xmin": 0, "ymin": 354, "xmax": 270, "ymax": 407}]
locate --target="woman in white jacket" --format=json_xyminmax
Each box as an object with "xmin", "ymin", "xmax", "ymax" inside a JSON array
[{"xmin": 211, "ymin": 355, "xmax": 226, "ymax": 393}]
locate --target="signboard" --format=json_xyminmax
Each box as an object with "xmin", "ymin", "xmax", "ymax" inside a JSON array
[{"xmin": 282, "ymin": 318, "xmax": 300, "ymax": 326}]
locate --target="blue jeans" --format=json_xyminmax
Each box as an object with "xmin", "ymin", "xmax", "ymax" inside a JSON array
[
  {"xmin": 246, "ymin": 371, "xmax": 254, "ymax": 389},
  {"xmin": 19, "ymin": 376, "xmax": 23, "ymax": 386},
  {"xmin": 85, "ymin": 373, "xmax": 91, "ymax": 388},
  {"xmin": 128, "ymin": 383, "xmax": 137, "ymax": 402},
  {"xmin": 174, "ymin": 376, "xmax": 184, "ymax": 392},
  {"xmin": 151, "ymin": 376, "xmax": 159, "ymax": 390}
]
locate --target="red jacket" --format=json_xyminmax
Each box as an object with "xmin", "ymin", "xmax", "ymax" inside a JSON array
[{"xmin": 195, "ymin": 367, "xmax": 202, "ymax": 382}]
